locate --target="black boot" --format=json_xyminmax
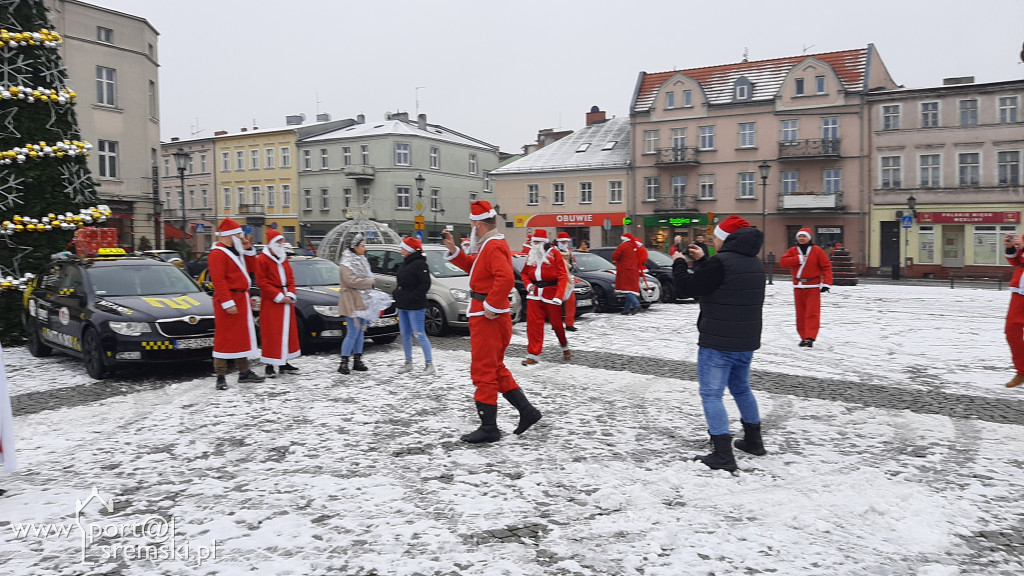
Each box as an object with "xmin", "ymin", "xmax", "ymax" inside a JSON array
[
  {"xmin": 352, "ymin": 353, "xmax": 368, "ymax": 372},
  {"xmin": 734, "ymin": 420, "xmax": 767, "ymax": 456},
  {"xmin": 238, "ymin": 369, "xmax": 265, "ymax": 383},
  {"xmin": 215, "ymin": 375, "xmax": 228, "ymax": 390},
  {"xmin": 265, "ymin": 365, "xmax": 276, "ymax": 378},
  {"xmin": 338, "ymin": 356, "xmax": 350, "ymax": 374},
  {"xmin": 503, "ymin": 388, "xmax": 542, "ymax": 435},
  {"xmin": 280, "ymin": 363, "xmax": 299, "ymax": 373},
  {"xmin": 460, "ymin": 401, "xmax": 502, "ymax": 443},
  {"xmin": 694, "ymin": 434, "xmax": 737, "ymax": 471}
]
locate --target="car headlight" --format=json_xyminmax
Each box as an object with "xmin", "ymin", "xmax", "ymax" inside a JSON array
[
  {"xmin": 108, "ymin": 321, "xmax": 152, "ymax": 336},
  {"xmin": 313, "ymin": 305, "xmax": 341, "ymax": 317},
  {"xmin": 450, "ymin": 288, "xmax": 470, "ymax": 302}
]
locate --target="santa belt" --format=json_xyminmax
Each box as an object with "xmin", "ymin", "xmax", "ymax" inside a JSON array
[
  {"xmin": 532, "ymin": 280, "xmax": 558, "ymax": 288},
  {"xmin": 470, "ymin": 291, "xmax": 488, "ymax": 301},
  {"xmin": 796, "ymin": 276, "xmax": 821, "ymax": 282}
]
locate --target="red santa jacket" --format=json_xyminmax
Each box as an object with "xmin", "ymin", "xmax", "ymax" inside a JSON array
[
  {"xmin": 634, "ymin": 241, "xmax": 649, "ymax": 273},
  {"xmin": 1007, "ymin": 245, "xmax": 1024, "ymax": 292},
  {"xmin": 612, "ymin": 240, "xmax": 641, "ymax": 295},
  {"xmin": 446, "ymin": 232, "xmax": 514, "ymax": 316},
  {"xmin": 255, "ymin": 251, "xmax": 297, "ymax": 305},
  {"xmin": 209, "ymin": 243, "xmax": 259, "ymax": 357},
  {"xmin": 779, "ymin": 244, "xmax": 833, "ymax": 288},
  {"xmin": 521, "ymin": 247, "xmax": 569, "ymax": 305}
]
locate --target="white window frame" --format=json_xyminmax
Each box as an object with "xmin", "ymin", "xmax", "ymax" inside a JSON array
[
  {"xmin": 163, "ymin": 158, "xmax": 170, "ymax": 177},
  {"xmin": 96, "ymin": 26, "xmax": 113, "ymax": 43},
  {"xmin": 552, "ymin": 183, "xmax": 565, "ymax": 205},
  {"xmin": 683, "ymin": 89, "xmax": 693, "ymax": 107},
  {"xmin": 265, "ymin": 148, "xmax": 275, "ymax": 169},
  {"xmin": 201, "ymin": 187, "xmax": 209, "ymax": 209},
  {"xmin": 781, "ymin": 119, "xmax": 799, "ymax": 143},
  {"xmin": 671, "ymin": 175, "xmax": 687, "ymax": 202},
  {"xmin": 881, "ymin": 156, "xmax": 902, "ymax": 189},
  {"xmin": 671, "ymin": 128, "xmax": 686, "ymax": 150},
  {"xmin": 698, "ymin": 174, "xmax": 715, "ymax": 199},
  {"xmin": 781, "ymin": 170, "xmax": 799, "ymax": 195},
  {"xmin": 921, "ymin": 101, "xmax": 940, "ymax": 128},
  {"xmin": 882, "ymin": 104, "xmax": 901, "ymax": 130},
  {"xmin": 320, "ymin": 188, "xmax": 329, "ymax": 210},
  {"xmin": 237, "ymin": 186, "xmax": 246, "ymax": 207},
  {"xmin": 958, "ymin": 152, "xmax": 980, "ymax": 186},
  {"xmin": 221, "ymin": 151, "xmax": 230, "ymax": 172},
  {"xmin": 823, "ymin": 168, "xmax": 842, "ymax": 194},
  {"xmin": 97, "ymin": 140, "xmax": 118, "ymax": 179},
  {"xmin": 643, "ymin": 130, "xmax": 659, "ymax": 154},
  {"xmin": 188, "ymin": 187, "xmax": 195, "ymax": 209},
  {"xmin": 222, "ymin": 187, "xmax": 231, "ymax": 210},
  {"xmin": 251, "ymin": 185, "xmax": 262, "ymax": 206},
  {"xmin": 998, "ymin": 96, "xmax": 1019, "ymax": 124},
  {"xmin": 342, "ymin": 146, "xmax": 352, "ymax": 166},
  {"xmin": 698, "ymin": 125, "xmax": 715, "ymax": 150},
  {"xmin": 794, "ymin": 77, "xmax": 805, "ymax": 96},
  {"xmin": 430, "ymin": 188, "xmax": 441, "ymax": 212},
  {"xmin": 484, "ymin": 171, "xmax": 492, "ymax": 193},
  {"xmin": 738, "ymin": 172, "xmax": 755, "ymax": 198},
  {"xmin": 959, "ymin": 99, "xmax": 979, "ymax": 126},
  {"xmin": 320, "ymin": 148, "xmax": 329, "ymax": 169},
  {"xmin": 361, "ymin": 145, "xmax": 369, "ymax": 165},
  {"xmin": 735, "ymin": 84, "xmax": 748, "ymax": 100},
  {"xmin": 266, "ymin": 184, "xmax": 276, "ymax": 208},
  {"xmin": 997, "ymin": 150, "xmax": 1021, "ymax": 186},
  {"xmin": 396, "ymin": 186, "xmax": 411, "ymax": 209},
  {"xmin": 579, "ymin": 181, "xmax": 593, "ymax": 204},
  {"xmin": 250, "ymin": 149, "xmax": 259, "ymax": 170},
  {"xmin": 281, "ymin": 184, "xmax": 291, "ymax": 208},
  {"xmin": 95, "ymin": 66, "xmax": 116, "ymax": 106},
  {"xmin": 235, "ymin": 150, "xmax": 244, "ymax": 171},
  {"xmin": 469, "ymin": 153, "xmax": 478, "ymax": 174},
  {"xmin": 815, "ymin": 75, "xmax": 826, "ymax": 94},
  {"xmin": 302, "ymin": 188, "xmax": 312, "ymax": 210},
  {"xmin": 527, "ymin": 184, "xmax": 539, "ymax": 206},
  {"xmin": 609, "ymin": 180, "xmax": 623, "ymax": 204},
  {"xmin": 429, "ymin": 146, "xmax": 440, "ymax": 169},
  {"xmin": 343, "ymin": 188, "xmax": 352, "ymax": 208},
  {"xmin": 644, "ymin": 177, "xmax": 659, "ymax": 202},
  {"xmin": 199, "ymin": 153, "xmax": 207, "ymax": 173},
  {"xmin": 302, "ymin": 149, "xmax": 312, "ymax": 170},
  {"xmin": 738, "ymin": 122, "xmax": 755, "ymax": 148},
  {"xmin": 821, "ymin": 117, "xmax": 839, "ymax": 141},
  {"xmin": 395, "ymin": 143, "xmax": 410, "ymax": 166},
  {"xmin": 665, "ymin": 91, "xmax": 675, "ymax": 109},
  {"xmin": 919, "ymin": 154, "xmax": 941, "ymax": 188},
  {"xmin": 280, "ymin": 146, "xmax": 291, "ymax": 168}
]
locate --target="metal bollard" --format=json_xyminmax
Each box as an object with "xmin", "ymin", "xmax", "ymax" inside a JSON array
[{"xmin": 767, "ymin": 253, "xmax": 775, "ymax": 285}]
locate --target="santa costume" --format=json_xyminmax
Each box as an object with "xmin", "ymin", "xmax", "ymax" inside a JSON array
[
  {"xmin": 778, "ymin": 227, "xmax": 833, "ymax": 347},
  {"xmin": 255, "ymin": 229, "xmax": 301, "ymax": 376},
  {"xmin": 209, "ymin": 217, "xmax": 262, "ymax": 389},
  {"xmin": 612, "ymin": 234, "xmax": 642, "ymax": 314},
  {"xmin": 555, "ymin": 232, "xmax": 578, "ymax": 330},
  {"xmin": 520, "ymin": 229, "xmax": 571, "ymax": 364},
  {"xmin": 446, "ymin": 200, "xmax": 541, "ymax": 443},
  {"xmin": 1004, "ymin": 237, "xmax": 1024, "ymax": 388},
  {"xmin": 0, "ymin": 343, "xmax": 17, "ymax": 494}
]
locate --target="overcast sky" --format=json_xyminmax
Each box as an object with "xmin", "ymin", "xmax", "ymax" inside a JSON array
[{"xmin": 88, "ymin": 0, "xmax": 1024, "ymax": 153}]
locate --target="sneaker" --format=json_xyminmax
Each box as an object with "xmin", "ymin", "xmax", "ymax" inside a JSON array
[
  {"xmin": 238, "ymin": 370, "xmax": 266, "ymax": 383},
  {"xmin": 563, "ymin": 350, "xmax": 572, "ymax": 361},
  {"xmin": 265, "ymin": 365, "xmax": 277, "ymax": 378},
  {"xmin": 521, "ymin": 358, "xmax": 538, "ymax": 366},
  {"xmin": 279, "ymin": 363, "xmax": 299, "ymax": 374},
  {"xmin": 1007, "ymin": 374, "xmax": 1024, "ymax": 388},
  {"xmin": 565, "ymin": 326, "xmax": 577, "ymax": 332},
  {"xmin": 423, "ymin": 363, "xmax": 436, "ymax": 376},
  {"xmin": 396, "ymin": 360, "xmax": 414, "ymax": 374},
  {"xmin": 215, "ymin": 375, "xmax": 228, "ymax": 390}
]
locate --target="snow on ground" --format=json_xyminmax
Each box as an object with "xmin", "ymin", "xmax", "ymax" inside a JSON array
[{"xmin": 1, "ymin": 282, "xmax": 1022, "ymax": 575}]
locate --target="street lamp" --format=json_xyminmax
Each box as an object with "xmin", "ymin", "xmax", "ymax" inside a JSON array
[
  {"xmin": 758, "ymin": 161, "xmax": 772, "ymax": 263},
  {"xmin": 414, "ymin": 173, "xmax": 425, "ymax": 199},
  {"xmin": 433, "ymin": 199, "xmax": 445, "ymax": 240},
  {"xmin": 171, "ymin": 147, "xmax": 191, "ymax": 252}
]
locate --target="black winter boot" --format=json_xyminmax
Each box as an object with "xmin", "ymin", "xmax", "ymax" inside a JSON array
[
  {"xmin": 238, "ymin": 369, "xmax": 266, "ymax": 383},
  {"xmin": 502, "ymin": 388, "xmax": 542, "ymax": 435},
  {"xmin": 215, "ymin": 375, "xmax": 228, "ymax": 390},
  {"xmin": 694, "ymin": 434, "xmax": 737, "ymax": 471},
  {"xmin": 352, "ymin": 353, "xmax": 368, "ymax": 371},
  {"xmin": 460, "ymin": 401, "xmax": 502, "ymax": 443},
  {"xmin": 337, "ymin": 356, "xmax": 350, "ymax": 374},
  {"xmin": 734, "ymin": 420, "xmax": 767, "ymax": 456}
]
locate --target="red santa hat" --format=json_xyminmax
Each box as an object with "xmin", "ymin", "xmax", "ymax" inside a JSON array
[
  {"xmin": 531, "ymin": 229, "xmax": 549, "ymax": 243},
  {"xmin": 217, "ymin": 217, "xmax": 243, "ymax": 237},
  {"xmin": 621, "ymin": 233, "xmax": 633, "ymax": 243},
  {"xmin": 401, "ymin": 236, "xmax": 422, "ymax": 253},
  {"xmin": 796, "ymin": 227, "xmax": 812, "ymax": 240},
  {"xmin": 469, "ymin": 200, "xmax": 497, "ymax": 220},
  {"xmin": 266, "ymin": 228, "xmax": 284, "ymax": 244},
  {"xmin": 714, "ymin": 215, "xmax": 750, "ymax": 241},
  {"xmin": 460, "ymin": 237, "xmax": 470, "ymax": 246},
  {"xmin": 523, "ymin": 235, "xmax": 532, "ymax": 249},
  {"xmin": 556, "ymin": 232, "xmax": 571, "ymax": 242}
]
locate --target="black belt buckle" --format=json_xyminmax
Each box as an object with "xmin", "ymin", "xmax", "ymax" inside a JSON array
[{"xmin": 470, "ymin": 291, "xmax": 487, "ymax": 301}]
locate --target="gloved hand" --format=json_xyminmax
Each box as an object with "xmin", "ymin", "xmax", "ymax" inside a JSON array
[
  {"xmin": 527, "ymin": 284, "xmax": 535, "ymax": 295},
  {"xmin": 820, "ymin": 286, "xmax": 830, "ymax": 293}
]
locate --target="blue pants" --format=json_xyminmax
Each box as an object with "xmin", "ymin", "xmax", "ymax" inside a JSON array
[
  {"xmin": 696, "ymin": 347, "xmax": 761, "ymax": 435},
  {"xmin": 398, "ymin": 308, "xmax": 433, "ymax": 364},
  {"xmin": 341, "ymin": 316, "xmax": 368, "ymax": 356},
  {"xmin": 624, "ymin": 293, "xmax": 640, "ymax": 311}
]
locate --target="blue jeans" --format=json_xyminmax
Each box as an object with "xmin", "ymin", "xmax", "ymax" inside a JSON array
[
  {"xmin": 624, "ymin": 293, "xmax": 640, "ymax": 311},
  {"xmin": 696, "ymin": 347, "xmax": 761, "ymax": 435},
  {"xmin": 398, "ymin": 308, "xmax": 433, "ymax": 363},
  {"xmin": 341, "ymin": 316, "xmax": 368, "ymax": 356}
]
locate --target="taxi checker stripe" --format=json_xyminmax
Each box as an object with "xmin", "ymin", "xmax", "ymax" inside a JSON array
[{"xmin": 141, "ymin": 341, "xmax": 173, "ymax": 350}]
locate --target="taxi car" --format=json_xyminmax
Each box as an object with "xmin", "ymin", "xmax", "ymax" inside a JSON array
[{"xmin": 22, "ymin": 248, "xmax": 216, "ymax": 379}]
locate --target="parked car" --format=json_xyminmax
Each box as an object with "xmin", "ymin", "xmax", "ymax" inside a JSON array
[
  {"xmin": 590, "ymin": 246, "xmax": 690, "ymax": 303},
  {"xmin": 510, "ymin": 253, "xmax": 595, "ymax": 324},
  {"xmin": 364, "ymin": 244, "xmax": 520, "ymax": 337},
  {"xmin": 185, "ymin": 251, "xmax": 208, "ymax": 277},
  {"xmin": 23, "ymin": 249, "xmax": 216, "ymax": 379},
  {"xmin": 570, "ymin": 251, "xmax": 661, "ymax": 312}
]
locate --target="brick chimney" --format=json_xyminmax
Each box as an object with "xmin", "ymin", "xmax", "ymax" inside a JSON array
[
  {"xmin": 214, "ymin": 130, "xmax": 227, "ymax": 136},
  {"xmin": 586, "ymin": 106, "xmax": 607, "ymax": 126}
]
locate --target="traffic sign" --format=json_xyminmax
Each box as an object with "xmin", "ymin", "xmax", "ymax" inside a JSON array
[
  {"xmin": 194, "ymin": 223, "xmax": 205, "ymax": 233},
  {"xmin": 414, "ymin": 216, "xmax": 425, "ymax": 231},
  {"xmin": 901, "ymin": 215, "xmax": 914, "ymax": 228},
  {"xmin": 416, "ymin": 230, "xmax": 424, "ymax": 240},
  {"xmin": 243, "ymin": 225, "xmax": 252, "ymax": 234}
]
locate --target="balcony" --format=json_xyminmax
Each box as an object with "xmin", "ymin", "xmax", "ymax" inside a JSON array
[
  {"xmin": 653, "ymin": 147, "xmax": 700, "ymax": 166},
  {"xmin": 654, "ymin": 194, "xmax": 697, "ymax": 212},
  {"xmin": 777, "ymin": 138, "xmax": 840, "ymax": 160},
  {"xmin": 780, "ymin": 192, "xmax": 843, "ymax": 210},
  {"xmin": 344, "ymin": 164, "xmax": 375, "ymax": 180},
  {"xmin": 238, "ymin": 203, "xmax": 265, "ymax": 216}
]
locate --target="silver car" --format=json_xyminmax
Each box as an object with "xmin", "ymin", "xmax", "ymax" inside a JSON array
[{"xmin": 365, "ymin": 244, "xmax": 521, "ymax": 336}]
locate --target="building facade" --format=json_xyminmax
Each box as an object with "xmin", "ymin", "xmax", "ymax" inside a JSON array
[
  {"xmin": 45, "ymin": 0, "xmax": 161, "ymax": 250},
  {"xmin": 630, "ymin": 45, "xmax": 898, "ymax": 267},
  {"xmin": 867, "ymin": 78, "xmax": 1023, "ymax": 277},
  {"xmin": 493, "ymin": 108, "xmax": 631, "ymax": 249},
  {"xmin": 159, "ymin": 137, "xmax": 216, "ymax": 252}
]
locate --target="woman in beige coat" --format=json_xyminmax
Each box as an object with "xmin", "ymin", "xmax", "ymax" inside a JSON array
[{"xmin": 337, "ymin": 234, "xmax": 376, "ymax": 374}]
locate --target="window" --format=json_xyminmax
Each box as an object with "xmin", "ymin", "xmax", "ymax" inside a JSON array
[
  {"xmin": 199, "ymin": 153, "xmax": 207, "ymax": 173},
  {"xmin": 342, "ymin": 146, "xmax": 351, "ymax": 166},
  {"xmin": 998, "ymin": 151, "xmax": 1020, "ymax": 186},
  {"xmin": 148, "ymin": 80, "xmax": 156, "ymax": 118},
  {"xmin": 973, "ymin": 226, "xmax": 1017, "ymax": 265},
  {"xmin": 469, "ymin": 153, "xmax": 478, "ymax": 174},
  {"xmin": 281, "ymin": 184, "xmax": 291, "ymax": 207},
  {"xmin": 302, "ymin": 149, "xmax": 312, "ymax": 170},
  {"xmin": 579, "ymin": 182, "xmax": 592, "ymax": 204},
  {"xmin": 222, "ymin": 187, "xmax": 231, "ymax": 209},
  {"xmin": 609, "ymin": 180, "xmax": 623, "ymax": 204},
  {"xmin": 320, "ymin": 188, "xmax": 329, "ymax": 210},
  {"xmin": 738, "ymin": 123, "xmax": 755, "ymax": 148},
  {"xmin": 882, "ymin": 105, "xmax": 901, "ymax": 130},
  {"xmin": 881, "ymin": 157, "xmax": 902, "ymax": 189},
  {"xmin": 280, "ymin": 146, "xmax": 291, "ymax": 168},
  {"xmin": 237, "ymin": 187, "xmax": 246, "ymax": 207},
  {"xmin": 251, "ymin": 186, "xmax": 262, "ymax": 206},
  {"xmin": 250, "ymin": 149, "xmax": 259, "ymax": 170},
  {"xmin": 187, "ymin": 156, "xmax": 194, "ymax": 174},
  {"xmin": 361, "ymin": 145, "xmax": 369, "ymax": 165},
  {"xmin": 781, "ymin": 170, "xmax": 798, "ymax": 194},
  {"xmin": 821, "ymin": 117, "xmax": 838, "ymax": 141},
  {"xmin": 97, "ymin": 140, "xmax": 118, "ymax": 178},
  {"xmin": 576, "ymin": 143, "xmax": 590, "ymax": 153},
  {"xmin": 644, "ymin": 177, "xmax": 660, "ymax": 201},
  {"xmin": 163, "ymin": 158, "xmax": 170, "ymax": 177},
  {"xmin": 188, "ymin": 188, "xmax": 195, "ymax": 208},
  {"xmin": 666, "ymin": 91, "xmax": 675, "ymax": 108},
  {"xmin": 362, "ymin": 187, "xmax": 370, "ymax": 204},
  {"xmin": 602, "ymin": 141, "xmax": 617, "ymax": 151},
  {"xmin": 266, "ymin": 185, "xmax": 275, "ymax": 208},
  {"xmin": 671, "ymin": 176, "xmax": 687, "ymax": 204},
  {"xmin": 959, "ymin": 99, "xmax": 978, "ymax": 126},
  {"xmin": 920, "ymin": 154, "xmax": 941, "ymax": 187},
  {"xmin": 484, "ymin": 171, "xmax": 492, "ymax": 193},
  {"xmin": 320, "ymin": 148, "xmax": 329, "ymax": 169},
  {"xmin": 343, "ymin": 188, "xmax": 352, "ymax": 208},
  {"xmin": 265, "ymin": 148, "xmax": 275, "ymax": 169},
  {"xmin": 221, "ymin": 151, "xmax": 230, "ymax": 171},
  {"xmin": 698, "ymin": 174, "xmax": 715, "ymax": 199},
  {"xmin": 201, "ymin": 187, "xmax": 209, "ymax": 208},
  {"xmin": 698, "ymin": 126, "xmax": 715, "ymax": 150},
  {"xmin": 999, "ymin": 96, "xmax": 1019, "ymax": 124},
  {"xmin": 781, "ymin": 119, "xmax": 799, "ymax": 142},
  {"xmin": 95, "ymin": 66, "xmax": 116, "ymax": 106},
  {"xmin": 395, "ymin": 143, "xmax": 410, "ymax": 166},
  {"xmin": 738, "ymin": 172, "xmax": 755, "ymax": 198},
  {"xmin": 302, "ymin": 188, "xmax": 312, "ymax": 210},
  {"xmin": 795, "ymin": 77, "xmax": 805, "ymax": 96},
  {"xmin": 671, "ymin": 128, "xmax": 686, "ymax": 150},
  {"xmin": 815, "ymin": 75, "xmax": 826, "ymax": 94},
  {"xmin": 396, "ymin": 186, "xmax": 411, "ymax": 209},
  {"xmin": 735, "ymin": 84, "xmax": 748, "ymax": 100},
  {"xmin": 918, "ymin": 225, "xmax": 936, "ymax": 263},
  {"xmin": 235, "ymin": 150, "xmax": 244, "ymax": 171},
  {"xmin": 824, "ymin": 169, "xmax": 842, "ymax": 194},
  {"xmin": 643, "ymin": 130, "xmax": 659, "ymax": 154},
  {"xmin": 921, "ymin": 102, "xmax": 939, "ymax": 128},
  {"xmin": 430, "ymin": 188, "xmax": 441, "ymax": 211},
  {"xmin": 96, "ymin": 26, "xmax": 113, "ymax": 43},
  {"xmin": 683, "ymin": 89, "xmax": 693, "ymax": 107},
  {"xmin": 553, "ymin": 183, "xmax": 565, "ymax": 205},
  {"xmin": 527, "ymin": 184, "xmax": 539, "ymax": 206},
  {"xmin": 958, "ymin": 152, "xmax": 980, "ymax": 185}
]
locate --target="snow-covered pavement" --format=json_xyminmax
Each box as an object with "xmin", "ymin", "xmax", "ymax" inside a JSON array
[{"xmin": 1, "ymin": 281, "xmax": 1023, "ymax": 575}]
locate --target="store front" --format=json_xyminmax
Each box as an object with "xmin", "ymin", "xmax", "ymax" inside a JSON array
[
  {"xmin": 642, "ymin": 214, "xmax": 708, "ymax": 253},
  {"xmin": 513, "ymin": 212, "xmax": 626, "ymax": 249},
  {"xmin": 909, "ymin": 211, "xmax": 1019, "ymax": 277}
]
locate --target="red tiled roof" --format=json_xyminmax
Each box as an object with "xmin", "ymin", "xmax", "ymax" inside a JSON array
[{"xmin": 633, "ymin": 47, "xmax": 871, "ymax": 113}]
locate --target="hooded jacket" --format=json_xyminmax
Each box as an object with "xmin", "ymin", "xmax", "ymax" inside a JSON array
[{"xmin": 394, "ymin": 250, "xmax": 431, "ymax": 310}]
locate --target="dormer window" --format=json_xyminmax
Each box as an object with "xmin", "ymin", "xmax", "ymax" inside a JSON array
[
  {"xmin": 733, "ymin": 77, "xmax": 753, "ymax": 102},
  {"xmin": 666, "ymin": 91, "xmax": 675, "ymax": 109},
  {"xmin": 683, "ymin": 89, "xmax": 693, "ymax": 107},
  {"xmin": 736, "ymin": 85, "xmax": 748, "ymax": 99},
  {"xmin": 795, "ymin": 77, "xmax": 805, "ymax": 96}
]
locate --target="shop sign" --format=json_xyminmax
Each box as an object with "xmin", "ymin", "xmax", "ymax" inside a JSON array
[
  {"xmin": 642, "ymin": 214, "xmax": 708, "ymax": 227},
  {"xmin": 514, "ymin": 212, "xmax": 625, "ymax": 228},
  {"xmin": 917, "ymin": 211, "xmax": 1020, "ymax": 224}
]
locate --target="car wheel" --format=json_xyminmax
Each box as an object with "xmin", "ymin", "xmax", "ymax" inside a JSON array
[
  {"xmin": 659, "ymin": 280, "xmax": 675, "ymax": 303},
  {"xmin": 372, "ymin": 335, "xmax": 398, "ymax": 345},
  {"xmin": 82, "ymin": 327, "xmax": 106, "ymax": 380},
  {"xmin": 295, "ymin": 315, "xmax": 313, "ymax": 354},
  {"xmin": 591, "ymin": 285, "xmax": 609, "ymax": 313},
  {"xmin": 424, "ymin": 301, "xmax": 448, "ymax": 337},
  {"xmin": 26, "ymin": 322, "xmax": 52, "ymax": 357}
]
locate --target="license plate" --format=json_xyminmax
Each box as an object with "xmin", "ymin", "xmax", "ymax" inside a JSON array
[
  {"xmin": 175, "ymin": 337, "xmax": 214, "ymax": 349},
  {"xmin": 369, "ymin": 317, "xmax": 398, "ymax": 328},
  {"xmin": 577, "ymin": 299, "xmax": 593, "ymax": 307}
]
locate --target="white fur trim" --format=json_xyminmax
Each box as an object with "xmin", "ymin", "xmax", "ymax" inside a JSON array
[
  {"xmin": 469, "ymin": 208, "xmax": 497, "ymax": 220},
  {"xmin": 218, "ymin": 227, "xmax": 243, "ymax": 237},
  {"xmin": 796, "ymin": 230, "xmax": 812, "ymax": 239},
  {"xmin": 221, "ymin": 300, "xmax": 237, "ymax": 310},
  {"xmin": 401, "ymin": 239, "xmax": 419, "ymax": 253},
  {"xmin": 714, "ymin": 225, "xmax": 729, "ymax": 241}
]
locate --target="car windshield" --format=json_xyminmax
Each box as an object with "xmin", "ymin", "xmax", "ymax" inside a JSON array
[
  {"xmin": 291, "ymin": 259, "xmax": 340, "ymax": 286},
  {"xmin": 147, "ymin": 251, "xmax": 183, "ymax": 262},
  {"xmin": 89, "ymin": 265, "xmax": 202, "ymax": 296},
  {"xmin": 423, "ymin": 251, "xmax": 468, "ymax": 278},
  {"xmin": 647, "ymin": 250, "xmax": 673, "ymax": 266},
  {"xmin": 574, "ymin": 252, "xmax": 615, "ymax": 272}
]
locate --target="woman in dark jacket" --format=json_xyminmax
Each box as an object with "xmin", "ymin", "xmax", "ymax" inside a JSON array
[{"xmin": 394, "ymin": 237, "xmax": 435, "ymax": 375}]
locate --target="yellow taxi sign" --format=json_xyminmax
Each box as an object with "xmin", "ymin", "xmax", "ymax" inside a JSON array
[{"xmin": 97, "ymin": 247, "xmax": 127, "ymax": 256}]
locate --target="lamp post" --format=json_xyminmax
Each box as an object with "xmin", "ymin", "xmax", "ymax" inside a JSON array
[
  {"xmin": 905, "ymin": 194, "xmax": 917, "ymax": 275},
  {"xmin": 414, "ymin": 173, "xmax": 425, "ymax": 238},
  {"xmin": 433, "ymin": 200, "xmax": 445, "ymax": 241},
  {"xmin": 758, "ymin": 161, "xmax": 772, "ymax": 263},
  {"xmin": 171, "ymin": 147, "xmax": 191, "ymax": 252}
]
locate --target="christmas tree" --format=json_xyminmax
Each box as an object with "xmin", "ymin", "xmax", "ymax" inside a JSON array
[{"xmin": 0, "ymin": 0, "xmax": 101, "ymax": 343}]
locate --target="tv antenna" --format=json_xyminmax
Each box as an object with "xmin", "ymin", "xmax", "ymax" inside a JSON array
[{"xmin": 802, "ymin": 44, "xmax": 816, "ymax": 54}]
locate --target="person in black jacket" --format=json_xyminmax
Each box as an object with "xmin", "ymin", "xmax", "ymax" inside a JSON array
[
  {"xmin": 671, "ymin": 215, "xmax": 766, "ymax": 472},
  {"xmin": 394, "ymin": 237, "xmax": 435, "ymax": 375}
]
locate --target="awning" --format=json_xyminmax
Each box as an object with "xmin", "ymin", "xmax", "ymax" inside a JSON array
[{"xmin": 164, "ymin": 222, "xmax": 193, "ymax": 240}]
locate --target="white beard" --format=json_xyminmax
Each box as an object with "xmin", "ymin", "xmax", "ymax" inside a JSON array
[
  {"xmin": 526, "ymin": 243, "xmax": 547, "ymax": 268},
  {"xmin": 231, "ymin": 235, "xmax": 245, "ymax": 253},
  {"xmin": 468, "ymin": 226, "xmax": 481, "ymax": 254},
  {"xmin": 557, "ymin": 242, "xmax": 570, "ymax": 253},
  {"xmin": 270, "ymin": 241, "xmax": 286, "ymax": 260}
]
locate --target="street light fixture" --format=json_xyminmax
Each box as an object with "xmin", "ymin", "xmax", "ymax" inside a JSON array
[
  {"xmin": 414, "ymin": 173, "xmax": 425, "ymax": 198},
  {"xmin": 171, "ymin": 147, "xmax": 191, "ymax": 252},
  {"xmin": 758, "ymin": 160, "xmax": 772, "ymax": 264}
]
